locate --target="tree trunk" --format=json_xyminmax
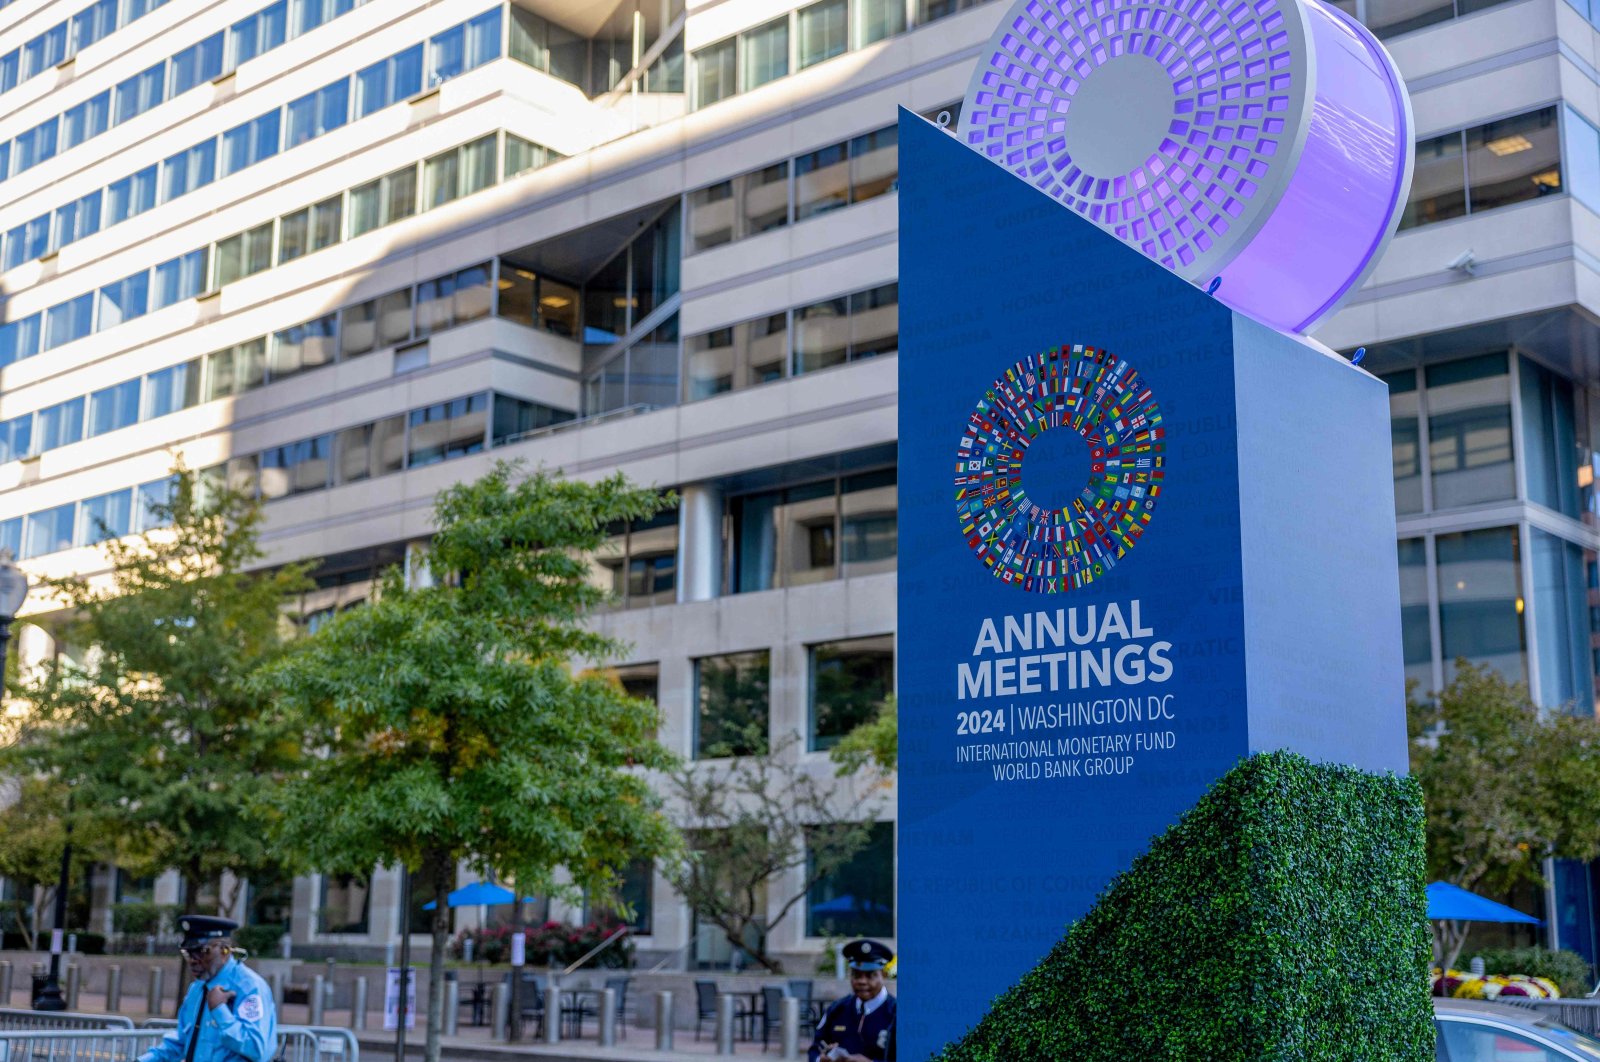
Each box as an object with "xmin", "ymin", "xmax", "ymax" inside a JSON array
[{"xmin": 424, "ymin": 852, "xmax": 452, "ymax": 1062}]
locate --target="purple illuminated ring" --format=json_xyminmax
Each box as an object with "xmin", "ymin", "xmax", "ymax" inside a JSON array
[{"xmin": 960, "ymin": 0, "xmax": 1413, "ymax": 335}]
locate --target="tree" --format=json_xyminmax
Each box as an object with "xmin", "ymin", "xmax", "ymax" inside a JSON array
[
  {"xmin": 829, "ymin": 695, "xmax": 898, "ymax": 777},
  {"xmin": 2, "ymin": 469, "xmax": 311, "ymax": 906},
  {"xmin": 663, "ymin": 727, "xmax": 882, "ymax": 973},
  {"xmin": 1408, "ymin": 662, "xmax": 1600, "ymax": 968},
  {"xmin": 257, "ymin": 463, "xmax": 678, "ymax": 1062},
  {"xmin": 0, "ymin": 775, "xmax": 115, "ymax": 947}
]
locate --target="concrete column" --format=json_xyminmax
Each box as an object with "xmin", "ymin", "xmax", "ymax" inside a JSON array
[
  {"xmin": 676, "ymin": 483, "xmax": 723, "ymax": 602},
  {"xmin": 106, "ymin": 966, "xmax": 122, "ymax": 1013},
  {"xmin": 654, "ymin": 991, "xmax": 673, "ymax": 1052}
]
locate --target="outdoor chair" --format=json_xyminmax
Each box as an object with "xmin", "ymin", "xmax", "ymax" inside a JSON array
[
  {"xmin": 694, "ymin": 980, "xmax": 719, "ymax": 1041},
  {"xmin": 566, "ymin": 975, "xmax": 632, "ymax": 1040},
  {"xmin": 787, "ymin": 979, "xmax": 819, "ymax": 1024},
  {"xmin": 511, "ymin": 972, "xmax": 546, "ymax": 1039},
  {"xmin": 759, "ymin": 985, "xmax": 786, "ymax": 1051}
]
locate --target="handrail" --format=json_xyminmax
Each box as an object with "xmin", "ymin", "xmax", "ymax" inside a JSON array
[{"xmin": 561, "ymin": 927, "xmax": 630, "ymax": 975}]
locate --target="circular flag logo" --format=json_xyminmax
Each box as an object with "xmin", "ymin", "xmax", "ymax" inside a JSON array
[{"xmin": 955, "ymin": 344, "xmax": 1165, "ymax": 593}]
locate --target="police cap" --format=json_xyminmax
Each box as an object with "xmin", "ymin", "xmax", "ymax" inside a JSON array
[
  {"xmin": 178, "ymin": 915, "xmax": 238, "ymax": 950},
  {"xmin": 843, "ymin": 939, "xmax": 893, "ymax": 972}
]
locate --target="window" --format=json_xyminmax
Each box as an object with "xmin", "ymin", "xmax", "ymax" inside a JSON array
[
  {"xmin": 495, "ymin": 264, "xmax": 578, "ymax": 336},
  {"xmin": 407, "ymin": 393, "xmax": 487, "ymax": 466},
  {"xmin": 286, "ymin": 78, "xmax": 349, "ymax": 147},
  {"xmin": 731, "ymin": 467, "xmax": 897, "ymax": 591},
  {"xmin": 850, "ymin": 126, "xmax": 898, "ymax": 202},
  {"xmin": 5, "ymin": 214, "xmax": 50, "ymax": 269},
  {"xmin": 0, "ymin": 52, "xmax": 16, "ymax": 95},
  {"xmin": 270, "ymin": 315, "xmax": 336, "ymax": 380},
  {"xmin": 143, "ymin": 361, "xmax": 198, "ymax": 419},
  {"xmin": 44, "ymin": 293, "xmax": 94, "ymax": 350},
  {"xmin": 113, "ymin": 63, "xmax": 165, "ymax": 124},
  {"xmin": 136, "ymin": 477, "xmax": 178, "ymax": 531},
  {"xmin": 490, "ymin": 393, "xmax": 573, "ymax": 445},
  {"xmin": 0, "ymin": 415, "xmax": 33, "ymax": 462},
  {"xmin": 294, "ymin": 0, "xmax": 355, "ymax": 36},
  {"xmin": 1384, "ymin": 370, "xmax": 1421, "ymax": 515},
  {"xmin": 89, "ymin": 379, "xmax": 141, "ymax": 437},
  {"xmin": 24, "ymin": 504, "xmax": 76, "ymax": 559},
  {"xmin": 0, "ymin": 315, "xmax": 41, "ymax": 367},
  {"xmin": 810, "ymin": 636, "xmax": 893, "ymax": 751},
  {"xmin": 1402, "ymin": 108, "xmax": 1561, "ymax": 230},
  {"xmin": 107, "ymin": 165, "xmax": 158, "ymax": 224},
  {"xmin": 334, "ymin": 415, "xmax": 405, "ymax": 483},
  {"xmin": 1398, "ymin": 539, "xmax": 1431, "ymax": 693},
  {"xmin": 0, "ymin": 518, "xmax": 18, "ymax": 559},
  {"xmin": 505, "ymin": 134, "xmax": 558, "ymax": 178},
  {"xmin": 585, "ymin": 507, "xmax": 679, "ymax": 609},
  {"xmin": 1437, "ymin": 526, "xmax": 1525, "ymax": 686},
  {"xmin": 222, "ymin": 111, "xmax": 281, "ymax": 176},
  {"xmin": 24, "ymin": 23, "xmax": 67, "ymax": 78},
  {"xmin": 1426, "ymin": 352, "xmax": 1514, "ymax": 509},
  {"xmin": 690, "ymin": 163, "xmax": 789, "ymax": 252},
  {"xmin": 798, "ymin": 0, "xmax": 847, "ymax": 69},
  {"xmin": 78, "ymin": 489, "xmax": 132, "ymax": 546},
  {"xmin": 279, "ymin": 196, "xmax": 341, "ymax": 263},
  {"xmin": 204, "ymin": 338, "xmax": 267, "ymax": 401},
  {"xmin": 430, "ymin": 8, "xmax": 501, "ymax": 85},
  {"xmin": 360, "ymin": 45, "xmax": 423, "ymax": 119},
  {"xmin": 685, "ymin": 313, "xmax": 788, "ymax": 400},
  {"xmin": 1521, "ymin": 355, "xmax": 1580, "ymax": 518},
  {"xmin": 231, "ymin": 2, "xmax": 288, "ymax": 67},
  {"xmin": 423, "ymin": 147, "xmax": 459, "ymax": 207},
  {"xmin": 694, "ymin": 37, "xmax": 735, "ymax": 108},
  {"xmin": 741, "ymin": 18, "xmax": 788, "ymax": 92},
  {"xmin": 35, "ymin": 397, "xmax": 85, "ymax": 452},
  {"xmin": 62, "ymin": 91, "xmax": 110, "ymax": 150},
  {"xmin": 14, "ymin": 117, "xmax": 59, "ymax": 173},
  {"xmin": 694, "ymin": 651, "xmax": 770, "ymax": 757},
  {"xmin": 806, "ymin": 822, "xmax": 893, "ymax": 938},
  {"xmin": 340, "ymin": 288, "xmax": 411, "ymax": 357},
  {"xmin": 796, "ymin": 143, "xmax": 849, "ymax": 220},
  {"xmin": 170, "ymin": 33, "xmax": 224, "ymax": 95},
  {"xmin": 855, "ymin": 0, "xmax": 905, "ymax": 46},
  {"xmin": 260, "ymin": 434, "xmax": 333, "ymax": 498},
  {"xmin": 318, "ymin": 875, "xmax": 369, "ymax": 935},
  {"xmin": 918, "ymin": 0, "xmax": 987, "ymax": 21},
  {"xmin": 1435, "ymin": 1020, "xmax": 1569, "ymax": 1060},
  {"xmin": 1531, "ymin": 528, "xmax": 1594, "ymax": 712},
  {"xmin": 55, "ymin": 190, "xmax": 102, "ymax": 249},
  {"xmin": 71, "ymin": 0, "xmax": 118, "ymax": 54},
  {"xmin": 460, "ymin": 135, "xmax": 497, "ymax": 198},
  {"xmin": 97, "ymin": 272, "xmax": 149, "ymax": 328},
  {"xmin": 153, "ymin": 249, "xmax": 208, "ymax": 308},
  {"xmin": 348, "ymin": 165, "xmax": 416, "ymax": 236},
  {"xmin": 214, "ymin": 223, "xmax": 274, "ymax": 287}
]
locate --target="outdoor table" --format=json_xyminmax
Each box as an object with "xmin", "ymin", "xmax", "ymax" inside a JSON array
[
  {"xmin": 561, "ymin": 987, "xmax": 604, "ymax": 1038},
  {"xmin": 465, "ymin": 980, "xmax": 490, "ymax": 1026}
]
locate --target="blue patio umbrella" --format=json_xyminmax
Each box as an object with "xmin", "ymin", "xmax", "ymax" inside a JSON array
[
  {"xmin": 1425, "ymin": 882, "xmax": 1541, "ymax": 925},
  {"xmin": 422, "ymin": 882, "xmax": 535, "ymax": 909}
]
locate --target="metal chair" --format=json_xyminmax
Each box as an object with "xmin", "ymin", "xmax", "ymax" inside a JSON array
[
  {"xmin": 511, "ymin": 972, "xmax": 546, "ymax": 1039},
  {"xmin": 759, "ymin": 985, "xmax": 786, "ymax": 1051},
  {"xmin": 694, "ymin": 981, "xmax": 719, "ymax": 1041}
]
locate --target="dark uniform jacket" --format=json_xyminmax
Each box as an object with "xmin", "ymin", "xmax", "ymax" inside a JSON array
[{"xmin": 807, "ymin": 992, "xmax": 897, "ymax": 1062}]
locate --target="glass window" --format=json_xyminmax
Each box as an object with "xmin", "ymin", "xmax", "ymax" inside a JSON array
[
  {"xmin": 423, "ymin": 147, "xmax": 459, "ymax": 207},
  {"xmin": 797, "ymin": 143, "xmax": 850, "ymax": 220},
  {"xmin": 1398, "ymin": 539, "xmax": 1432, "ymax": 694},
  {"xmin": 741, "ymin": 18, "xmax": 788, "ymax": 92},
  {"xmin": 538, "ymin": 277, "xmax": 577, "ymax": 337},
  {"xmin": 107, "ymin": 164, "xmax": 158, "ymax": 224},
  {"xmin": 407, "ymin": 393, "xmax": 488, "ymax": 466},
  {"xmin": 1521, "ymin": 355, "xmax": 1580, "ymax": 517},
  {"xmin": 279, "ymin": 207, "xmax": 311, "ymax": 264},
  {"xmin": 1427, "ymin": 352, "xmax": 1514, "ymax": 509},
  {"xmin": 23, "ymin": 23, "xmax": 68, "ymax": 78},
  {"xmin": 14, "ymin": 118, "xmax": 59, "ymax": 174},
  {"xmin": 231, "ymin": 1, "xmax": 288, "ymax": 67},
  {"xmin": 806, "ymin": 822, "xmax": 893, "ymax": 938},
  {"xmin": 416, "ymin": 272, "xmax": 456, "ymax": 336},
  {"xmin": 309, "ymin": 195, "xmax": 342, "ymax": 253},
  {"xmin": 741, "ymin": 162, "xmax": 791, "ymax": 236},
  {"xmin": 1366, "ymin": 0, "xmax": 1454, "ymax": 37},
  {"xmin": 153, "ymin": 249, "xmax": 208, "ymax": 308},
  {"xmin": 795, "ymin": 296, "xmax": 849, "ymax": 374},
  {"xmin": 71, "ymin": 0, "xmax": 118, "ymax": 54},
  {"xmin": 0, "ymin": 518, "xmax": 18, "ymax": 560},
  {"xmin": 318, "ymin": 875, "xmax": 370, "ymax": 935},
  {"xmin": 584, "ymin": 250, "xmax": 629, "ymax": 344},
  {"xmin": 0, "ymin": 314, "xmax": 42, "ymax": 367},
  {"xmin": 694, "ymin": 37, "xmax": 736, "ymax": 108},
  {"xmin": 460, "ymin": 135, "xmax": 496, "ymax": 197},
  {"xmin": 62, "ymin": 91, "xmax": 110, "ymax": 151},
  {"xmin": 0, "ymin": 52, "xmax": 16, "ymax": 95},
  {"xmin": 24, "ymin": 504, "xmax": 76, "ymax": 559},
  {"xmin": 143, "ymin": 361, "xmax": 198, "ymax": 419},
  {"xmin": 1437, "ymin": 526, "xmax": 1525, "ymax": 685},
  {"xmin": 810, "ymin": 636, "xmax": 892, "ymax": 751},
  {"xmin": 221, "ymin": 111, "xmax": 281, "ymax": 175},
  {"xmin": 0, "ymin": 415, "xmax": 33, "ymax": 462},
  {"xmin": 855, "ymin": 0, "xmax": 905, "ymax": 46},
  {"xmin": 850, "ymin": 125, "xmax": 898, "ymax": 202},
  {"xmin": 35, "ymin": 397, "xmax": 85, "ymax": 451},
  {"xmin": 1531, "ymin": 528, "xmax": 1595, "ymax": 712},
  {"xmin": 688, "ymin": 181, "xmax": 736, "ymax": 252},
  {"xmin": 293, "ymin": 0, "xmax": 355, "ymax": 36},
  {"xmin": 348, "ymin": 180, "xmax": 380, "ymax": 236},
  {"xmin": 454, "ymin": 263, "xmax": 493, "ymax": 323},
  {"xmin": 1384, "ymin": 370, "xmax": 1422, "ymax": 515},
  {"xmin": 43, "ymin": 292, "xmax": 94, "ymax": 350},
  {"xmin": 685, "ymin": 313, "xmax": 788, "ymax": 400},
  {"xmin": 161, "ymin": 141, "xmax": 217, "ymax": 202},
  {"xmin": 849, "ymin": 283, "xmax": 898, "ymax": 360},
  {"xmin": 170, "ymin": 32, "xmax": 223, "ymax": 95},
  {"xmin": 1436, "ymin": 1020, "xmax": 1571, "ymax": 1061},
  {"xmin": 1564, "ymin": 106, "xmax": 1600, "ymax": 216},
  {"xmin": 356, "ymin": 44, "xmax": 422, "ymax": 117},
  {"xmin": 260, "ymin": 434, "xmax": 333, "ymax": 498},
  {"xmin": 334, "ymin": 414, "xmax": 405, "ymax": 483},
  {"xmin": 113, "ymin": 63, "xmax": 165, "ymax": 124},
  {"xmin": 5, "ymin": 214, "xmax": 50, "ymax": 269},
  {"xmin": 497, "ymin": 265, "xmax": 537, "ymax": 326},
  {"xmin": 430, "ymin": 22, "xmax": 465, "ymax": 83},
  {"xmin": 646, "ymin": 34, "xmax": 684, "ymax": 93},
  {"xmin": 841, "ymin": 467, "xmax": 896, "ymax": 576},
  {"xmin": 1400, "ymin": 132, "xmax": 1465, "ymax": 230},
  {"xmin": 203, "ymin": 337, "xmax": 267, "ymax": 400},
  {"xmin": 97, "ymin": 271, "xmax": 150, "ymax": 329},
  {"xmin": 490, "ymin": 393, "xmax": 572, "ymax": 444},
  {"xmin": 1466, "ymin": 106, "xmax": 1562, "ymax": 213},
  {"xmin": 505, "ymin": 134, "xmax": 556, "ymax": 178},
  {"xmin": 694, "ymin": 650, "xmax": 770, "ymax": 757},
  {"xmin": 78, "ymin": 489, "xmax": 132, "ymax": 546},
  {"xmin": 462, "ymin": 7, "xmax": 501, "ymax": 72},
  {"xmin": 270, "ymin": 314, "xmax": 336, "ymax": 380},
  {"xmin": 798, "ymin": 0, "xmax": 847, "ymax": 69},
  {"xmin": 286, "ymin": 78, "xmax": 349, "ymax": 147}
]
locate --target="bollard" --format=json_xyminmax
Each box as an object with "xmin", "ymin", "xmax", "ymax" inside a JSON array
[
  {"xmin": 781, "ymin": 996, "xmax": 800, "ymax": 1059},
  {"xmin": 148, "ymin": 967, "xmax": 164, "ymax": 1016},
  {"xmin": 269, "ymin": 971, "xmax": 285, "ymax": 1008},
  {"xmin": 542, "ymin": 988, "xmax": 560, "ymax": 1044},
  {"xmin": 107, "ymin": 966, "xmax": 123, "ymax": 1014},
  {"xmin": 65, "ymin": 965, "xmax": 80, "ymax": 1010},
  {"xmin": 145, "ymin": 935, "xmax": 155, "ymax": 957},
  {"xmin": 716, "ymin": 994, "xmax": 736, "ymax": 1055},
  {"xmin": 443, "ymin": 979, "xmax": 459, "ymax": 1037},
  {"xmin": 309, "ymin": 974, "xmax": 325, "ymax": 1025},
  {"xmin": 350, "ymin": 977, "xmax": 368, "ymax": 1032},
  {"xmin": 490, "ymin": 983, "xmax": 509, "ymax": 1042},
  {"xmin": 0, "ymin": 961, "xmax": 11, "ymax": 1007},
  {"xmin": 654, "ymin": 991, "xmax": 674, "ymax": 1052},
  {"xmin": 598, "ymin": 988, "xmax": 617, "ymax": 1047}
]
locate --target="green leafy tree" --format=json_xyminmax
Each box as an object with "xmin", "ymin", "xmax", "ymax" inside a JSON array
[
  {"xmin": 2, "ymin": 469, "xmax": 311, "ymax": 905},
  {"xmin": 829, "ymin": 695, "xmax": 898, "ymax": 777},
  {"xmin": 0, "ymin": 776, "xmax": 116, "ymax": 946},
  {"xmin": 1408, "ymin": 662, "xmax": 1600, "ymax": 968},
  {"xmin": 258, "ymin": 463, "xmax": 678, "ymax": 1062}
]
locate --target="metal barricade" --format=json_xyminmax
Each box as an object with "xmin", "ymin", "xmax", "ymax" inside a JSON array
[
  {"xmin": 137, "ymin": 1021, "xmax": 355, "ymax": 1062},
  {"xmin": 0, "ymin": 1028, "xmax": 167, "ymax": 1062},
  {"xmin": 0, "ymin": 1013, "xmax": 136, "ymax": 1033},
  {"xmin": 1499, "ymin": 998, "xmax": 1600, "ymax": 1036}
]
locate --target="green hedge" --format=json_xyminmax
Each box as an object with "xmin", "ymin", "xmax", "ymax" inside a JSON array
[
  {"xmin": 1472, "ymin": 946, "xmax": 1592, "ymax": 998},
  {"xmin": 933, "ymin": 751, "xmax": 1434, "ymax": 1061}
]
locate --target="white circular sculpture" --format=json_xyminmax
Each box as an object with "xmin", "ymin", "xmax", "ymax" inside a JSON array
[{"xmin": 959, "ymin": 0, "xmax": 1413, "ymax": 334}]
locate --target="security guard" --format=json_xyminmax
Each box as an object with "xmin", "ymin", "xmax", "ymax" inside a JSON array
[
  {"xmin": 138, "ymin": 916, "xmax": 278, "ymax": 1062},
  {"xmin": 808, "ymin": 939, "xmax": 896, "ymax": 1062}
]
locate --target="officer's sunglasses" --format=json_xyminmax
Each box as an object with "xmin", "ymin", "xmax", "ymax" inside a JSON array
[{"xmin": 179, "ymin": 942, "xmax": 220, "ymax": 958}]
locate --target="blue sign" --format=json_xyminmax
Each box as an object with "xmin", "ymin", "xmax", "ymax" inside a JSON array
[{"xmin": 896, "ymin": 110, "xmax": 1407, "ymax": 1056}]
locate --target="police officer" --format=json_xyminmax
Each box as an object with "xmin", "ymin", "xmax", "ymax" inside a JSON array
[
  {"xmin": 808, "ymin": 939, "xmax": 896, "ymax": 1062},
  {"xmin": 138, "ymin": 916, "xmax": 278, "ymax": 1062}
]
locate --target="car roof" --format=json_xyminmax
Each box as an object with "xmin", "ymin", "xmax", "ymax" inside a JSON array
[{"xmin": 1434, "ymin": 998, "xmax": 1574, "ymax": 1033}]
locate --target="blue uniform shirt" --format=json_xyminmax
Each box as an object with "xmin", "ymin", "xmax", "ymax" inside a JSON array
[
  {"xmin": 808, "ymin": 991, "xmax": 896, "ymax": 1062},
  {"xmin": 139, "ymin": 958, "xmax": 278, "ymax": 1062}
]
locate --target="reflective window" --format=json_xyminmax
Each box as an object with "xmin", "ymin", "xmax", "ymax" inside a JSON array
[
  {"xmin": 270, "ymin": 315, "xmax": 336, "ymax": 380},
  {"xmin": 348, "ymin": 165, "xmax": 417, "ymax": 236},
  {"xmin": 1401, "ymin": 107, "xmax": 1561, "ymax": 229},
  {"xmin": 71, "ymin": 0, "xmax": 118, "ymax": 54},
  {"xmin": 334, "ymin": 415, "xmax": 406, "ymax": 483},
  {"xmin": 693, "ymin": 37, "xmax": 736, "ymax": 108},
  {"xmin": 113, "ymin": 63, "xmax": 165, "ymax": 124},
  {"xmin": 694, "ymin": 650, "xmax": 770, "ymax": 757},
  {"xmin": 222, "ymin": 111, "xmax": 281, "ymax": 175},
  {"xmin": 810, "ymin": 635, "xmax": 892, "ymax": 751},
  {"xmin": 5, "ymin": 214, "xmax": 49, "ymax": 270},
  {"xmin": 44, "ymin": 293, "xmax": 94, "ymax": 350},
  {"xmin": 162, "ymin": 141, "xmax": 217, "ymax": 202},
  {"xmin": 230, "ymin": 2, "xmax": 288, "ymax": 67},
  {"xmin": 798, "ymin": 0, "xmax": 847, "ymax": 69},
  {"xmin": 285, "ymin": 78, "xmax": 349, "ymax": 148},
  {"xmin": 153, "ymin": 249, "xmax": 208, "ymax": 308},
  {"xmin": 356, "ymin": 44, "xmax": 422, "ymax": 117},
  {"xmin": 214, "ymin": 223, "xmax": 275, "ymax": 287},
  {"xmin": 341, "ymin": 289, "xmax": 412, "ymax": 357},
  {"xmin": 407, "ymin": 394, "xmax": 487, "ymax": 466},
  {"xmin": 686, "ymin": 313, "xmax": 787, "ymax": 400},
  {"xmin": 1567, "ymin": 105, "xmax": 1600, "ymax": 216},
  {"xmin": 62, "ymin": 91, "xmax": 110, "ymax": 150},
  {"xmin": 430, "ymin": 8, "xmax": 501, "ymax": 85},
  {"xmin": 143, "ymin": 361, "xmax": 198, "ymax": 419},
  {"xmin": 0, "ymin": 415, "xmax": 33, "ymax": 462},
  {"xmin": 1531, "ymin": 528, "xmax": 1595, "ymax": 713},
  {"xmin": 796, "ymin": 144, "xmax": 849, "ymax": 220},
  {"xmin": 0, "ymin": 315, "xmax": 41, "ymax": 367},
  {"xmin": 318, "ymin": 875, "xmax": 370, "ymax": 935},
  {"xmin": 279, "ymin": 196, "xmax": 341, "ymax": 263},
  {"xmin": 203, "ymin": 338, "xmax": 267, "ymax": 401},
  {"xmin": 24, "ymin": 504, "xmax": 76, "ymax": 559},
  {"xmin": 489, "ymin": 393, "xmax": 573, "ymax": 445},
  {"xmin": 731, "ymin": 467, "xmax": 897, "ymax": 592},
  {"xmin": 260, "ymin": 434, "xmax": 333, "ymax": 498},
  {"xmin": 24, "ymin": 23, "xmax": 68, "ymax": 78},
  {"xmin": 77, "ymin": 489, "xmax": 131, "ymax": 546},
  {"xmin": 106, "ymin": 165, "xmax": 158, "ymax": 224},
  {"xmin": 1426, "ymin": 353, "xmax": 1514, "ymax": 509},
  {"xmin": 806, "ymin": 822, "xmax": 894, "ymax": 937},
  {"xmin": 13, "ymin": 118, "xmax": 59, "ymax": 174},
  {"xmin": 1437, "ymin": 526, "xmax": 1525, "ymax": 685},
  {"xmin": 97, "ymin": 272, "xmax": 149, "ymax": 329},
  {"xmin": 1384, "ymin": 370, "xmax": 1423, "ymax": 514},
  {"xmin": 505, "ymin": 134, "xmax": 559, "ymax": 178},
  {"xmin": 89, "ymin": 379, "xmax": 141, "ymax": 438},
  {"xmin": 35, "ymin": 397, "xmax": 85, "ymax": 452},
  {"xmin": 1436, "ymin": 1020, "xmax": 1572, "ymax": 1061},
  {"xmin": 170, "ymin": 33, "xmax": 224, "ymax": 95},
  {"xmin": 856, "ymin": 0, "xmax": 905, "ymax": 45},
  {"xmin": 742, "ymin": 18, "xmax": 788, "ymax": 92},
  {"xmin": 1521, "ymin": 355, "xmax": 1580, "ymax": 517},
  {"xmin": 136, "ymin": 477, "xmax": 178, "ymax": 532},
  {"xmin": 1398, "ymin": 538, "xmax": 1432, "ymax": 694}
]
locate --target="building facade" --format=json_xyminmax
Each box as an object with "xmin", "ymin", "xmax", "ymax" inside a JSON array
[{"xmin": 0, "ymin": 0, "xmax": 1598, "ymax": 969}]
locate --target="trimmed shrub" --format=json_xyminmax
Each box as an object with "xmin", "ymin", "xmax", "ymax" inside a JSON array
[
  {"xmin": 1472, "ymin": 946, "xmax": 1592, "ymax": 998},
  {"xmin": 933, "ymin": 751, "xmax": 1434, "ymax": 1061},
  {"xmin": 234, "ymin": 923, "xmax": 287, "ymax": 958}
]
